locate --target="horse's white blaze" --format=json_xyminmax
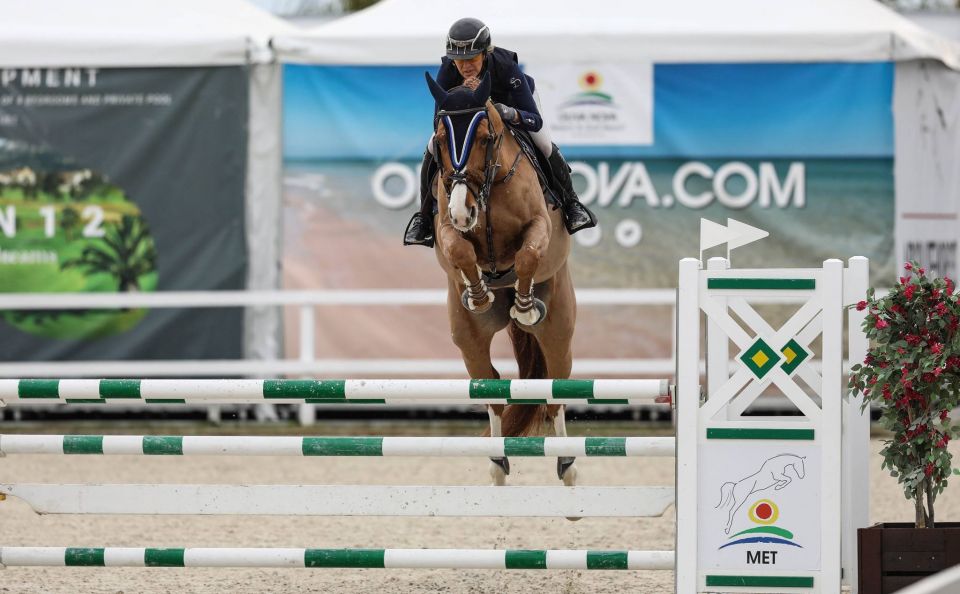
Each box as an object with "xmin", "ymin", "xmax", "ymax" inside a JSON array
[{"xmin": 449, "ymin": 183, "xmax": 474, "ymax": 231}]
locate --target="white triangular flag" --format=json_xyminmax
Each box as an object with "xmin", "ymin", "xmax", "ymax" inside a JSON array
[
  {"xmin": 700, "ymin": 218, "xmax": 731, "ymax": 252},
  {"xmin": 726, "ymin": 218, "xmax": 769, "ymax": 251}
]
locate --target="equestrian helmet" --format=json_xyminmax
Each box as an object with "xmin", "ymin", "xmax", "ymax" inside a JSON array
[{"xmin": 446, "ymin": 18, "xmax": 491, "ymax": 60}]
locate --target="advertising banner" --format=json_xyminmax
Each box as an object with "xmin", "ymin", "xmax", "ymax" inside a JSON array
[
  {"xmin": 0, "ymin": 67, "xmax": 248, "ymax": 361},
  {"xmin": 282, "ymin": 62, "xmax": 894, "ymax": 364}
]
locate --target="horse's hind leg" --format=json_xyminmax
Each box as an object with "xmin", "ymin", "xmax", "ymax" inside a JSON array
[
  {"xmin": 487, "ymin": 404, "xmax": 509, "ymax": 486},
  {"xmin": 535, "ymin": 265, "xmax": 577, "ymax": 486},
  {"xmin": 548, "ymin": 405, "xmax": 577, "ymax": 485},
  {"xmin": 446, "ymin": 281, "xmax": 510, "ymax": 485}
]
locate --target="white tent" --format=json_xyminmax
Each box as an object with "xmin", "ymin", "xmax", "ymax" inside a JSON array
[
  {"xmin": 0, "ymin": 0, "xmax": 296, "ymax": 363},
  {"xmin": 274, "ymin": 0, "xmax": 960, "ymax": 67},
  {"xmin": 274, "ymin": 0, "xmax": 960, "ymax": 289},
  {"xmin": 0, "ymin": 0, "xmax": 290, "ymax": 66}
]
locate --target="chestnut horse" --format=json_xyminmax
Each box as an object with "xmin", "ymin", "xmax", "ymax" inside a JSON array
[{"xmin": 425, "ymin": 72, "xmax": 578, "ymax": 488}]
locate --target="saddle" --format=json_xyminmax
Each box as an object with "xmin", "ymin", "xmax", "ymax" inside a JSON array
[{"xmin": 505, "ymin": 125, "xmax": 563, "ymax": 211}]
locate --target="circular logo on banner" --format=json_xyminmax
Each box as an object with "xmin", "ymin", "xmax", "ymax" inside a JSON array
[
  {"xmin": 747, "ymin": 499, "xmax": 780, "ymax": 525},
  {"xmin": 0, "ymin": 140, "xmax": 158, "ymax": 339}
]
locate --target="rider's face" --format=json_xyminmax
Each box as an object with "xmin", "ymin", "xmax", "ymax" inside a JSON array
[{"xmin": 453, "ymin": 54, "xmax": 484, "ymax": 80}]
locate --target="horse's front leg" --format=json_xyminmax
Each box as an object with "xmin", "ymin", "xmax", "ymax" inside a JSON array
[
  {"xmin": 511, "ymin": 215, "xmax": 550, "ymax": 326},
  {"xmin": 439, "ymin": 224, "xmax": 494, "ymax": 313}
]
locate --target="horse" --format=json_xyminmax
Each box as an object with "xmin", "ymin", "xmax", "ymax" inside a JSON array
[{"xmin": 424, "ymin": 72, "xmax": 578, "ymax": 489}]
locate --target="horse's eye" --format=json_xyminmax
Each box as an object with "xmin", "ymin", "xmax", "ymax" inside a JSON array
[{"xmin": 480, "ymin": 136, "xmax": 489, "ymax": 145}]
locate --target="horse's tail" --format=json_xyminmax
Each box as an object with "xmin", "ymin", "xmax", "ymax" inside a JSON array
[
  {"xmin": 716, "ymin": 481, "xmax": 735, "ymax": 509},
  {"xmin": 499, "ymin": 321, "xmax": 548, "ymax": 436}
]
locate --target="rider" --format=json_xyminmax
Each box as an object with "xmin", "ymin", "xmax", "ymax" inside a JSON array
[{"xmin": 403, "ymin": 17, "xmax": 597, "ymax": 247}]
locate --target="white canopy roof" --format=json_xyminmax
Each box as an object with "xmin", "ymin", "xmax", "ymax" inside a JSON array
[
  {"xmin": 274, "ymin": 0, "xmax": 960, "ymax": 69},
  {"xmin": 0, "ymin": 0, "xmax": 297, "ymax": 67}
]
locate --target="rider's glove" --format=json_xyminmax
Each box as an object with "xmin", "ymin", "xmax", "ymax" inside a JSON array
[{"xmin": 495, "ymin": 103, "xmax": 519, "ymax": 125}]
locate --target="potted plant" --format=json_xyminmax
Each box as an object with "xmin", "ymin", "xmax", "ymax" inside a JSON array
[{"xmin": 849, "ymin": 262, "xmax": 960, "ymax": 593}]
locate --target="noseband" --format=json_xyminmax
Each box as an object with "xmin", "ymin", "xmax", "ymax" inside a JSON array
[{"xmin": 435, "ymin": 105, "xmax": 524, "ymax": 275}]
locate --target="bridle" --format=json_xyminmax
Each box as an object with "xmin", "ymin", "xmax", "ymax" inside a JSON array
[{"xmin": 434, "ymin": 104, "xmax": 524, "ymax": 274}]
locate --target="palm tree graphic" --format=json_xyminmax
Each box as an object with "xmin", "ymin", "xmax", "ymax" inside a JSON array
[{"xmin": 62, "ymin": 214, "xmax": 156, "ymax": 292}]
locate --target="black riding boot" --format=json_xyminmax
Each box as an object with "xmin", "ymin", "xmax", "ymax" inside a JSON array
[
  {"xmin": 547, "ymin": 144, "xmax": 597, "ymax": 234},
  {"xmin": 403, "ymin": 151, "xmax": 437, "ymax": 248}
]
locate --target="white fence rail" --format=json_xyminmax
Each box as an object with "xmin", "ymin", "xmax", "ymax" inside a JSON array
[{"xmin": 0, "ymin": 289, "xmax": 677, "ymax": 378}]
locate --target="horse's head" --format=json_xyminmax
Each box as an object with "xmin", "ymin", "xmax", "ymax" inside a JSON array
[{"xmin": 426, "ymin": 71, "xmax": 501, "ymax": 232}]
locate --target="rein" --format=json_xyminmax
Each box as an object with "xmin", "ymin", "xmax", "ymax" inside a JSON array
[{"xmin": 436, "ymin": 106, "xmax": 525, "ymax": 275}]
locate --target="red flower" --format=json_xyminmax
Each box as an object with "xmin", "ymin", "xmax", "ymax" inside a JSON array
[
  {"xmin": 947, "ymin": 278, "xmax": 954, "ymax": 294},
  {"xmin": 904, "ymin": 285, "xmax": 917, "ymax": 300},
  {"xmin": 900, "ymin": 276, "xmax": 909, "ymax": 285},
  {"xmin": 905, "ymin": 334, "xmax": 922, "ymax": 346},
  {"xmin": 925, "ymin": 463, "xmax": 935, "ymax": 477},
  {"xmin": 931, "ymin": 342, "xmax": 944, "ymax": 354},
  {"xmin": 934, "ymin": 367, "xmax": 944, "ymax": 377},
  {"xmin": 922, "ymin": 372, "xmax": 936, "ymax": 383},
  {"xmin": 942, "ymin": 410, "xmax": 951, "ymax": 421},
  {"xmin": 936, "ymin": 302, "xmax": 948, "ymax": 317},
  {"xmin": 919, "ymin": 267, "xmax": 926, "ymax": 275},
  {"xmin": 864, "ymin": 354, "xmax": 874, "ymax": 365},
  {"xmin": 897, "ymin": 347, "xmax": 906, "ymax": 355},
  {"xmin": 856, "ymin": 300, "xmax": 868, "ymax": 311},
  {"xmin": 905, "ymin": 262, "xmax": 914, "ymax": 271},
  {"xmin": 876, "ymin": 318, "xmax": 889, "ymax": 329}
]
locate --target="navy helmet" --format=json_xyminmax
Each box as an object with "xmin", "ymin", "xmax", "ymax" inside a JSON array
[{"xmin": 446, "ymin": 17, "xmax": 491, "ymax": 60}]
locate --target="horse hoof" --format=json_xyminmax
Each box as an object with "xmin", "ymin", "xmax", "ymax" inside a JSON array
[
  {"xmin": 510, "ymin": 298, "xmax": 546, "ymax": 326},
  {"xmin": 557, "ymin": 457, "xmax": 576, "ymax": 482},
  {"xmin": 461, "ymin": 288, "xmax": 494, "ymax": 313},
  {"xmin": 489, "ymin": 457, "xmax": 509, "ymax": 486}
]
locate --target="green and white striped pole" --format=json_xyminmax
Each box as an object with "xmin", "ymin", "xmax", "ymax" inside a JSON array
[
  {"xmin": 0, "ymin": 547, "xmax": 674, "ymax": 570},
  {"xmin": 0, "ymin": 435, "xmax": 674, "ymax": 458},
  {"xmin": 0, "ymin": 379, "xmax": 671, "ymax": 406}
]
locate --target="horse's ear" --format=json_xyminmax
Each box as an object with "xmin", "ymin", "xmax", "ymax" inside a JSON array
[
  {"xmin": 425, "ymin": 72, "xmax": 448, "ymax": 105},
  {"xmin": 473, "ymin": 72, "xmax": 492, "ymax": 105}
]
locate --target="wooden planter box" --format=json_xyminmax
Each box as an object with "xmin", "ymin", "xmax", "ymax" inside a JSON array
[{"xmin": 859, "ymin": 522, "xmax": 960, "ymax": 593}]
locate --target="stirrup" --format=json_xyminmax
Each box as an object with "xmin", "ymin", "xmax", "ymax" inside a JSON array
[
  {"xmin": 403, "ymin": 214, "xmax": 435, "ymax": 247},
  {"xmin": 562, "ymin": 201, "xmax": 597, "ymax": 234}
]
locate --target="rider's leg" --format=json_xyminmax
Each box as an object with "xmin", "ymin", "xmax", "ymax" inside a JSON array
[
  {"xmin": 403, "ymin": 144, "xmax": 438, "ymax": 247},
  {"xmin": 529, "ymin": 128, "xmax": 597, "ymax": 235}
]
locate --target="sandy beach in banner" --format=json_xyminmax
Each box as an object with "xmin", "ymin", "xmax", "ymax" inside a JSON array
[{"xmin": 3, "ymin": 423, "xmax": 959, "ymax": 594}]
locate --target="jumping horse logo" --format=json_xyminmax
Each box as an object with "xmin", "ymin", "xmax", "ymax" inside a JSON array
[{"xmin": 715, "ymin": 454, "xmax": 806, "ymax": 534}]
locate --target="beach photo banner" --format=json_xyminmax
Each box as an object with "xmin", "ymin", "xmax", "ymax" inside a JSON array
[{"xmin": 281, "ymin": 61, "xmax": 894, "ymax": 363}]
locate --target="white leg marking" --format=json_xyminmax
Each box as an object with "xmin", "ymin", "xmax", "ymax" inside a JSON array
[{"xmin": 488, "ymin": 407, "xmax": 507, "ymax": 486}]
